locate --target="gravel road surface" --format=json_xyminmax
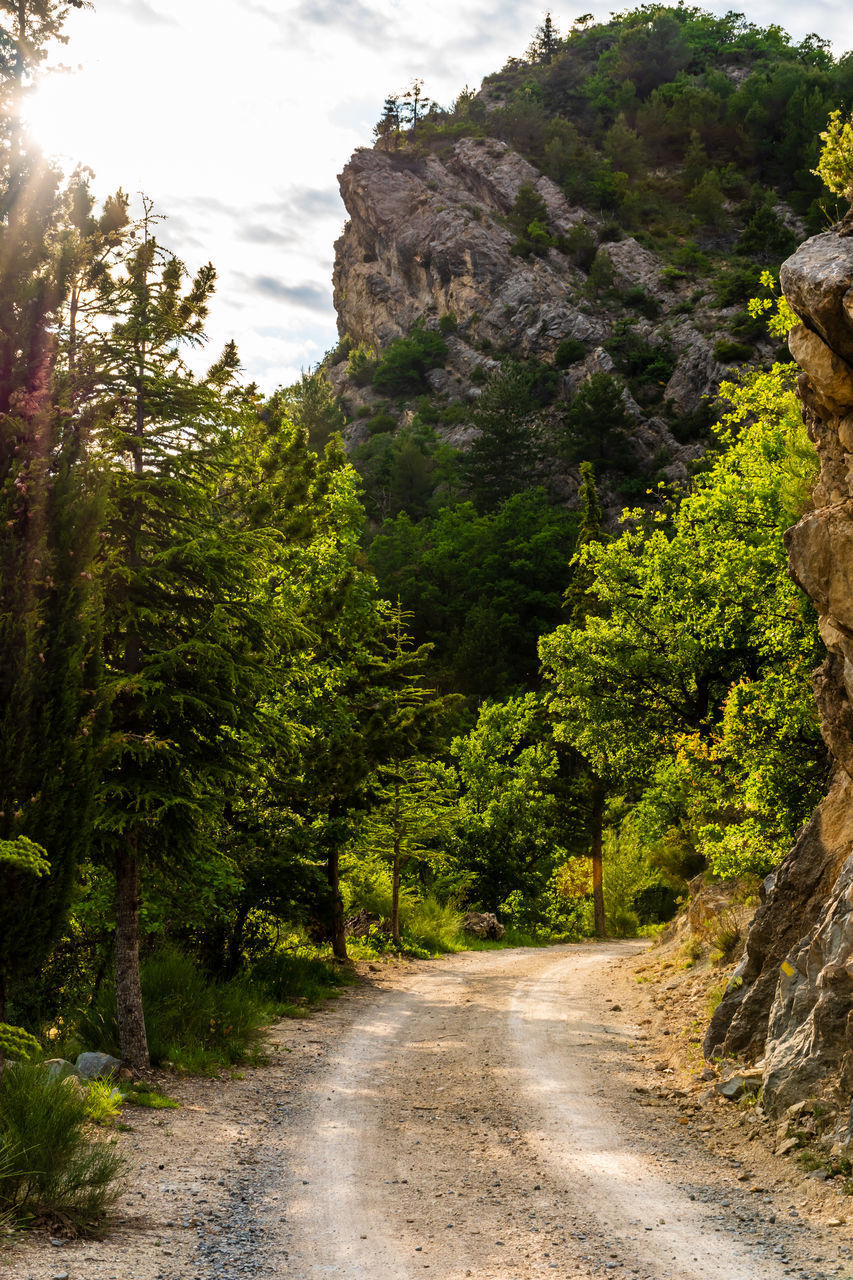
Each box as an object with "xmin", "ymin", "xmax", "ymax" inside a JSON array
[{"xmin": 6, "ymin": 942, "xmax": 852, "ymax": 1280}]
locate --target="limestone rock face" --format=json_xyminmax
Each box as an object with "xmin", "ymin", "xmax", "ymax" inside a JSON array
[
  {"xmin": 707, "ymin": 228, "xmax": 853, "ymax": 1153},
  {"xmin": 333, "ymin": 139, "xmax": 595, "ymax": 360},
  {"xmin": 330, "ymin": 137, "xmax": 743, "ymax": 493}
]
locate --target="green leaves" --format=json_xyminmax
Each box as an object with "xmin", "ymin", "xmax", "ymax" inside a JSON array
[{"xmin": 541, "ymin": 362, "xmax": 823, "ymax": 877}]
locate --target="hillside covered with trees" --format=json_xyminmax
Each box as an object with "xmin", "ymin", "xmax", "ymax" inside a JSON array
[{"xmin": 1, "ymin": 0, "xmax": 851, "ymax": 1231}]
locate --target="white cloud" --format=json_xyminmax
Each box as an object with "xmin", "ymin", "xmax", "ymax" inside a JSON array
[{"xmin": 23, "ymin": 0, "xmax": 853, "ymax": 389}]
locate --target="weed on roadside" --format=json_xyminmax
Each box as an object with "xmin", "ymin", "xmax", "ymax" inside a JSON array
[
  {"xmin": 0, "ymin": 1063, "xmax": 124, "ymax": 1232},
  {"xmin": 119, "ymin": 1082, "xmax": 179, "ymax": 1110}
]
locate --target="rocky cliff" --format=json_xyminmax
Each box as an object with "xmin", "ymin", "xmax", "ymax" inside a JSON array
[
  {"xmin": 328, "ymin": 137, "xmax": 776, "ymax": 494},
  {"xmin": 706, "ymin": 228, "xmax": 853, "ymax": 1157}
]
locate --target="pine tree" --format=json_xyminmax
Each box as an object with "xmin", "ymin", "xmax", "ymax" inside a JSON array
[
  {"xmin": 373, "ymin": 94, "xmax": 402, "ymax": 151},
  {"xmin": 465, "ymin": 361, "xmax": 539, "ymax": 509},
  {"xmin": 361, "ymin": 605, "xmax": 453, "ymax": 945},
  {"xmin": 0, "ymin": 0, "xmax": 103, "ymax": 1019},
  {"xmin": 527, "ymin": 12, "xmax": 559, "ymax": 64},
  {"xmin": 563, "ymin": 460, "xmax": 603, "ymax": 627},
  {"xmin": 94, "ymin": 203, "xmax": 271, "ymax": 1067},
  {"xmin": 401, "ymin": 78, "xmax": 431, "ymax": 134}
]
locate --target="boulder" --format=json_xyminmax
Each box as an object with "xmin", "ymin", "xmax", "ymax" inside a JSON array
[
  {"xmin": 715, "ymin": 1069, "xmax": 764, "ymax": 1100},
  {"xmin": 462, "ymin": 911, "xmax": 505, "ymax": 940},
  {"xmin": 75, "ymin": 1051, "xmax": 122, "ymax": 1080},
  {"xmin": 43, "ymin": 1057, "xmax": 79, "ymax": 1081}
]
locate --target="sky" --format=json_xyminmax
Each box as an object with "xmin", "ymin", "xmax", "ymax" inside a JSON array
[{"xmin": 24, "ymin": 0, "xmax": 853, "ymax": 391}]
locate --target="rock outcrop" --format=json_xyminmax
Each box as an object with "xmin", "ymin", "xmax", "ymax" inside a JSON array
[
  {"xmin": 329, "ymin": 136, "xmax": 761, "ymax": 494},
  {"xmin": 706, "ymin": 228, "xmax": 853, "ymax": 1156}
]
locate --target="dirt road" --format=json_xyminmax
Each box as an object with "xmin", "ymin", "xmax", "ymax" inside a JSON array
[
  {"xmin": 6, "ymin": 942, "xmax": 853, "ymax": 1280},
  {"xmin": 278, "ymin": 942, "xmax": 850, "ymax": 1280}
]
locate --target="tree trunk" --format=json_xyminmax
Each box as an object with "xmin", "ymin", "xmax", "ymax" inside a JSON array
[
  {"xmin": 592, "ymin": 782, "xmax": 606, "ymax": 938},
  {"xmin": 392, "ymin": 852, "xmax": 401, "ymax": 947},
  {"xmin": 114, "ymin": 841, "xmax": 150, "ymax": 1069},
  {"xmin": 327, "ymin": 844, "xmax": 348, "ymax": 961},
  {"xmin": 391, "ymin": 781, "xmax": 401, "ymax": 946}
]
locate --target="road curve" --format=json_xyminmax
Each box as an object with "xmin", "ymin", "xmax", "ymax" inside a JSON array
[{"xmin": 274, "ymin": 944, "xmax": 848, "ymax": 1280}]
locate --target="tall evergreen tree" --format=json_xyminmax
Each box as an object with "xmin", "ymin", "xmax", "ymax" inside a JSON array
[
  {"xmin": 93, "ymin": 203, "xmax": 271, "ymax": 1067},
  {"xmin": 0, "ymin": 0, "xmax": 103, "ymax": 1019},
  {"xmin": 465, "ymin": 361, "xmax": 539, "ymax": 509}
]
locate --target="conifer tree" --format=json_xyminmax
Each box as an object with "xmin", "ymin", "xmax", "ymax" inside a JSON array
[
  {"xmin": 373, "ymin": 94, "xmax": 402, "ymax": 151},
  {"xmin": 465, "ymin": 361, "xmax": 539, "ymax": 509},
  {"xmin": 527, "ymin": 12, "xmax": 559, "ymax": 64},
  {"xmin": 360, "ymin": 605, "xmax": 453, "ymax": 946},
  {"xmin": 94, "ymin": 203, "xmax": 271, "ymax": 1067},
  {"xmin": 0, "ymin": 0, "xmax": 103, "ymax": 1015}
]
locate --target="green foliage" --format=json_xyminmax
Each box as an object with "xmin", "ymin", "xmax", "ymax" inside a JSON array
[
  {"xmin": 463, "ymin": 360, "xmax": 544, "ymax": 507},
  {"xmin": 120, "ymin": 1081, "xmax": 179, "ymax": 1109},
  {"xmin": 541, "ymin": 362, "xmax": 823, "ymax": 880},
  {"xmin": 79, "ymin": 949, "xmax": 271, "ymax": 1074},
  {"xmin": 748, "ymin": 269, "xmax": 799, "ymax": 338},
  {"xmin": 347, "ymin": 341, "xmax": 377, "ymax": 386},
  {"xmin": 369, "ymin": 489, "xmax": 578, "ymax": 697},
  {"xmin": 812, "ymin": 108, "xmax": 853, "ymax": 207},
  {"xmin": 0, "ymin": 1022, "xmax": 41, "ymax": 1061},
  {"xmin": 557, "ymin": 372, "xmax": 637, "ymax": 470},
  {"xmin": 84, "ymin": 1079, "xmax": 123, "ymax": 1125},
  {"xmin": 271, "ymin": 370, "xmax": 346, "ymax": 453},
  {"xmin": 448, "ymin": 695, "xmax": 586, "ymax": 918},
  {"xmin": 404, "ymin": 896, "xmax": 464, "ymax": 953},
  {"xmin": 0, "ymin": 1062, "xmax": 124, "ymax": 1230},
  {"xmin": 366, "ymin": 409, "xmax": 397, "ymax": 434},
  {"xmin": 713, "ymin": 265, "xmax": 762, "ymax": 307},
  {"xmin": 554, "ymin": 337, "xmax": 586, "ymax": 367},
  {"xmin": 372, "ymin": 326, "xmax": 447, "ymax": 395},
  {"xmin": 561, "ymin": 223, "xmax": 596, "ymax": 270},
  {"xmin": 247, "ymin": 951, "xmax": 356, "ymax": 1015},
  {"xmin": 714, "ymin": 338, "xmax": 753, "ymax": 363},
  {"xmin": 605, "ymin": 324, "xmax": 675, "ymax": 390}
]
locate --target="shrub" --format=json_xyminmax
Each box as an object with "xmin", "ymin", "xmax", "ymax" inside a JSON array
[
  {"xmin": 403, "ymin": 896, "xmax": 464, "ymax": 953},
  {"xmin": 554, "ymin": 337, "xmax": 586, "ymax": 367},
  {"xmin": 372, "ymin": 327, "xmax": 447, "ymax": 395},
  {"xmin": 624, "ymin": 286, "xmax": 660, "ymax": 318},
  {"xmin": 0, "ymin": 1062, "xmax": 124, "ymax": 1230},
  {"xmin": 661, "ymin": 265, "xmax": 689, "ymax": 287},
  {"xmin": 347, "ymin": 342, "xmax": 377, "ymax": 386},
  {"xmin": 560, "ymin": 223, "xmax": 596, "ymax": 271},
  {"xmin": 709, "ymin": 909, "xmax": 744, "ymax": 962},
  {"xmin": 605, "ymin": 323, "xmax": 675, "ymax": 386},
  {"xmin": 438, "ymin": 312, "xmax": 458, "ymax": 336},
  {"xmin": 714, "ymin": 338, "xmax": 753, "ymax": 364},
  {"xmin": 249, "ymin": 952, "xmax": 356, "ymax": 1016},
  {"xmin": 712, "ymin": 265, "xmax": 761, "ymax": 307},
  {"xmin": 587, "ymin": 248, "xmax": 614, "ymax": 293},
  {"xmin": 366, "ymin": 410, "xmax": 397, "ymax": 434},
  {"xmin": 78, "ymin": 948, "xmax": 271, "ymax": 1074}
]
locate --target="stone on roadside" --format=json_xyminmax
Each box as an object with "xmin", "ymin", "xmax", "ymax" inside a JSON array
[
  {"xmin": 775, "ymin": 1137, "xmax": 801, "ymax": 1156},
  {"xmin": 75, "ymin": 1050, "xmax": 122, "ymax": 1080},
  {"xmin": 43, "ymin": 1058, "xmax": 79, "ymax": 1081},
  {"xmin": 715, "ymin": 1069, "xmax": 763, "ymax": 1100},
  {"xmin": 462, "ymin": 912, "xmax": 505, "ymax": 940}
]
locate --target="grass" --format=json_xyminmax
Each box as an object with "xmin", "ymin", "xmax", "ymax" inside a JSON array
[
  {"xmin": 78, "ymin": 948, "xmax": 273, "ymax": 1075},
  {"xmin": 119, "ymin": 1082, "xmax": 179, "ymax": 1110},
  {"xmin": 708, "ymin": 909, "xmax": 744, "ymax": 963},
  {"xmin": 249, "ymin": 951, "xmax": 357, "ymax": 1018},
  {"xmin": 0, "ymin": 1062, "xmax": 124, "ymax": 1232}
]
